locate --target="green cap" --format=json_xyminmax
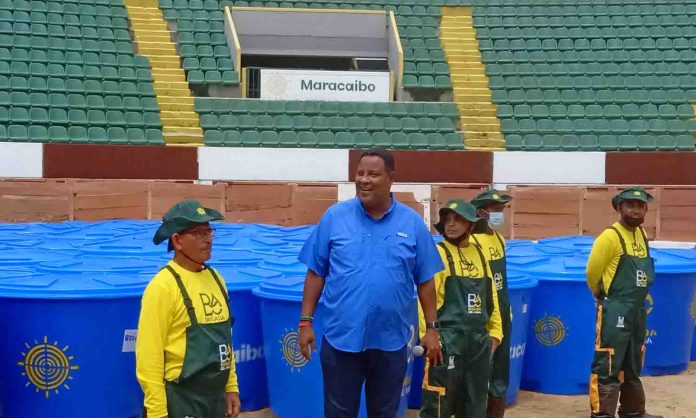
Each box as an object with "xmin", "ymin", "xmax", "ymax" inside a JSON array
[
  {"xmin": 470, "ymin": 189, "xmax": 513, "ymax": 209},
  {"xmin": 153, "ymin": 199, "xmax": 224, "ymax": 247},
  {"xmin": 434, "ymin": 199, "xmax": 488, "ymax": 235},
  {"xmin": 611, "ymin": 187, "xmax": 653, "ymax": 210}
]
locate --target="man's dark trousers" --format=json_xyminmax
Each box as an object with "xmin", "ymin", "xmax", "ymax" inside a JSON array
[{"xmin": 321, "ymin": 337, "xmax": 408, "ymax": 418}]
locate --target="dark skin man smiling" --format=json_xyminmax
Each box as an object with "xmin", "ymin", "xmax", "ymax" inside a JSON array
[{"xmin": 298, "ymin": 148, "xmax": 443, "ymax": 418}]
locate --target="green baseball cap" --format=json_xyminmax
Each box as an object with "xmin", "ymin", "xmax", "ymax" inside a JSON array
[
  {"xmin": 611, "ymin": 187, "xmax": 653, "ymax": 210},
  {"xmin": 153, "ymin": 199, "xmax": 224, "ymax": 247},
  {"xmin": 470, "ymin": 189, "xmax": 513, "ymax": 209},
  {"xmin": 434, "ymin": 199, "xmax": 488, "ymax": 235}
]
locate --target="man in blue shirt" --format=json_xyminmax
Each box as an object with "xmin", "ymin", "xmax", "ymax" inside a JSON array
[{"xmin": 298, "ymin": 148, "xmax": 444, "ymax": 418}]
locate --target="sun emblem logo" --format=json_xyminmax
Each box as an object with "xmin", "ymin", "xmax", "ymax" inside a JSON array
[
  {"xmin": 18, "ymin": 336, "xmax": 79, "ymax": 398},
  {"xmin": 535, "ymin": 315, "xmax": 567, "ymax": 346},
  {"xmin": 279, "ymin": 329, "xmax": 308, "ymax": 372}
]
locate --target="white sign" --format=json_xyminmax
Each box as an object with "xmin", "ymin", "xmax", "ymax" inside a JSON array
[
  {"xmin": 260, "ymin": 69, "xmax": 391, "ymax": 102},
  {"xmin": 122, "ymin": 329, "xmax": 137, "ymax": 353}
]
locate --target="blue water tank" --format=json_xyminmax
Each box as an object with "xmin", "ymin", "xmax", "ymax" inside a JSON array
[{"xmin": 0, "ymin": 272, "xmax": 148, "ymax": 418}]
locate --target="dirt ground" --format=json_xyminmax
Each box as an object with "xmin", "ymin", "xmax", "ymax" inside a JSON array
[{"xmin": 241, "ymin": 362, "xmax": 696, "ymax": 418}]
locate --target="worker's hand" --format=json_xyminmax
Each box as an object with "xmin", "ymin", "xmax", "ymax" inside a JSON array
[
  {"xmin": 490, "ymin": 337, "xmax": 501, "ymax": 356},
  {"xmin": 299, "ymin": 325, "xmax": 316, "ymax": 361},
  {"xmin": 226, "ymin": 391, "xmax": 241, "ymax": 418},
  {"xmin": 422, "ymin": 328, "xmax": 443, "ymax": 366}
]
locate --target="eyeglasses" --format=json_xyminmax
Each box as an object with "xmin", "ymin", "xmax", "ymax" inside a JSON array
[{"xmin": 179, "ymin": 227, "xmax": 216, "ymax": 239}]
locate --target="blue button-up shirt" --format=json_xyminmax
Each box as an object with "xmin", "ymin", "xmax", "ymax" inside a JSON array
[{"xmin": 299, "ymin": 196, "xmax": 443, "ymax": 352}]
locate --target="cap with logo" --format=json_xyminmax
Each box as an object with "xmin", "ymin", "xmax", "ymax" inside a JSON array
[
  {"xmin": 153, "ymin": 199, "xmax": 224, "ymax": 251},
  {"xmin": 470, "ymin": 189, "xmax": 513, "ymax": 209},
  {"xmin": 611, "ymin": 187, "xmax": 653, "ymax": 210},
  {"xmin": 434, "ymin": 199, "xmax": 488, "ymax": 235}
]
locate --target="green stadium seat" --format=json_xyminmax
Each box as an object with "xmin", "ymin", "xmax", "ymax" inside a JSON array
[
  {"xmin": 335, "ymin": 131, "xmax": 354, "ymax": 148},
  {"xmin": 8, "ymin": 125, "xmax": 28, "ymax": 141},
  {"xmin": 260, "ymin": 130, "xmax": 279, "ymax": 147},
  {"xmin": 27, "ymin": 125, "xmax": 47, "ymax": 142},
  {"xmin": 316, "ymin": 131, "xmax": 335, "ymax": 147},
  {"xmin": 297, "ymin": 131, "xmax": 317, "ymax": 147},
  {"xmin": 241, "ymin": 130, "xmax": 260, "ymax": 146},
  {"xmin": 276, "ymin": 131, "xmax": 296, "ymax": 147}
]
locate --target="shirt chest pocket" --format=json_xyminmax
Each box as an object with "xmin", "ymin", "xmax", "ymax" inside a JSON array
[{"xmin": 379, "ymin": 232, "xmax": 417, "ymax": 269}]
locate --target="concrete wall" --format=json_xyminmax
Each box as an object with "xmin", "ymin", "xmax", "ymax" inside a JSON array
[{"xmin": 1, "ymin": 179, "xmax": 694, "ymax": 241}]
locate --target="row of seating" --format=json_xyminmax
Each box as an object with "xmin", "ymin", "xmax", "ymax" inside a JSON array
[
  {"xmin": 505, "ymin": 134, "xmax": 694, "ymax": 151},
  {"xmin": 491, "ymin": 89, "xmax": 695, "ymax": 104},
  {"xmin": 481, "ymin": 50, "xmax": 696, "ymax": 64},
  {"xmin": 500, "ymin": 118, "xmax": 696, "ymax": 135},
  {"xmin": 477, "ymin": 27, "xmax": 696, "ymax": 40},
  {"xmin": 474, "ymin": 4, "xmax": 696, "ymax": 16},
  {"xmin": 0, "ymin": 106, "xmax": 161, "ymax": 128},
  {"xmin": 0, "ymin": 93, "xmax": 159, "ymax": 110},
  {"xmin": 489, "ymin": 75, "xmax": 696, "ymax": 90},
  {"xmin": 486, "ymin": 62, "xmax": 696, "ymax": 76},
  {"xmin": 481, "ymin": 38, "xmax": 696, "ymax": 52},
  {"xmin": 204, "ymin": 129, "xmax": 464, "ymax": 149},
  {"xmin": 195, "ymin": 99, "xmax": 459, "ymax": 119},
  {"xmin": 0, "ymin": 80, "xmax": 155, "ymax": 96},
  {"xmin": 473, "ymin": 16, "xmax": 696, "ymax": 28},
  {"xmin": 1, "ymin": 1, "xmax": 128, "ymax": 12},
  {"xmin": 0, "ymin": 124, "xmax": 164, "ymax": 144},
  {"xmin": 496, "ymin": 104, "xmax": 695, "ymax": 120},
  {"xmin": 200, "ymin": 114, "xmax": 456, "ymax": 132}
]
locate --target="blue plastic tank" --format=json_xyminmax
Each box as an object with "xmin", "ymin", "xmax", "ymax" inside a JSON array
[
  {"xmin": 0, "ymin": 272, "xmax": 148, "ymax": 418},
  {"xmin": 218, "ymin": 266, "xmax": 283, "ymax": 412},
  {"xmin": 506, "ymin": 272, "xmax": 538, "ymax": 405}
]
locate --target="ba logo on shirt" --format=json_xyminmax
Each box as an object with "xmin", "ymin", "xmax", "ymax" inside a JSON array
[
  {"xmin": 459, "ymin": 261, "xmax": 480, "ymax": 278},
  {"xmin": 631, "ymin": 242, "xmax": 647, "ymax": 258},
  {"xmin": 636, "ymin": 270, "xmax": 648, "ymax": 288},
  {"xmin": 200, "ymin": 293, "xmax": 225, "ymax": 321},
  {"xmin": 219, "ymin": 343, "xmax": 232, "ymax": 371},
  {"xmin": 467, "ymin": 293, "xmax": 482, "ymax": 314},
  {"xmin": 489, "ymin": 246, "xmax": 502, "ymax": 260},
  {"xmin": 493, "ymin": 272, "xmax": 504, "ymax": 291}
]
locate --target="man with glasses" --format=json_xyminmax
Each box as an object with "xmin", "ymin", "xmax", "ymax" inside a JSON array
[{"xmin": 136, "ymin": 199, "xmax": 241, "ymax": 418}]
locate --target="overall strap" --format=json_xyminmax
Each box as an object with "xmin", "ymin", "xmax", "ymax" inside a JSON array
[
  {"xmin": 437, "ymin": 241, "xmax": 457, "ymax": 277},
  {"xmin": 164, "ymin": 265, "xmax": 198, "ymax": 326},
  {"xmin": 609, "ymin": 226, "xmax": 628, "ymax": 255},
  {"xmin": 638, "ymin": 227, "xmax": 651, "ymax": 257},
  {"xmin": 206, "ymin": 266, "xmax": 231, "ymax": 316},
  {"xmin": 472, "ymin": 241, "xmax": 491, "ymax": 279},
  {"xmin": 494, "ymin": 231, "xmax": 506, "ymax": 252}
]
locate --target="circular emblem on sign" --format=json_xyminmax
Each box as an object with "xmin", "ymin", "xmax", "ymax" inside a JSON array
[
  {"xmin": 266, "ymin": 74, "xmax": 289, "ymax": 96},
  {"xmin": 279, "ymin": 329, "xmax": 307, "ymax": 371},
  {"xmin": 645, "ymin": 293, "xmax": 654, "ymax": 315},
  {"xmin": 535, "ymin": 315, "xmax": 566, "ymax": 346},
  {"xmin": 689, "ymin": 295, "xmax": 696, "ymax": 319},
  {"xmin": 18, "ymin": 336, "xmax": 79, "ymax": 398}
]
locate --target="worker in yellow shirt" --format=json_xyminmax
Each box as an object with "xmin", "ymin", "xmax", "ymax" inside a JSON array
[
  {"xmin": 136, "ymin": 199, "xmax": 241, "ymax": 418},
  {"xmin": 419, "ymin": 199, "xmax": 503, "ymax": 418},
  {"xmin": 471, "ymin": 189, "xmax": 513, "ymax": 418},
  {"xmin": 586, "ymin": 187, "xmax": 662, "ymax": 418}
]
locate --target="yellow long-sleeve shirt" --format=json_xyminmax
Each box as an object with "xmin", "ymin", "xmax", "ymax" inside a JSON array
[
  {"xmin": 586, "ymin": 222, "xmax": 650, "ymax": 298},
  {"xmin": 418, "ymin": 240, "xmax": 503, "ymax": 342},
  {"xmin": 136, "ymin": 260, "xmax": 239, "ymax": 418},
  {"xmin": 473, "ymin": 231, "xmax": 513, "ymax": 321}
]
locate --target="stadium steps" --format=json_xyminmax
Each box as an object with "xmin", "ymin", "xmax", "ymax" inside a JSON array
[
  {"xmin": 124, "ymin": 0, "xmax": 203, "ymax": 145},
  {"xmin": 440, "ymin": 7, "xmax": 505, "ymax": 150}
]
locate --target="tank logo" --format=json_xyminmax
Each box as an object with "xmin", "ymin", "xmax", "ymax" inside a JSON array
[
  {"xmin": 280, "ymin": 329, "xmax": 308, "ymax": 372},
  {"xmin": 645, "ymin": 293, "xmax": 654, "ymax": 315},
  {"xmin": 17, "ymin": 336, "xmax": 79, "ymax": 398},
  {"xmin": 690, "ymin": 295, "xmax": 696, "ymax": 319},
  {"xmin": 534, "ymin": 315, "xmax": 567, "ymax": 346}
]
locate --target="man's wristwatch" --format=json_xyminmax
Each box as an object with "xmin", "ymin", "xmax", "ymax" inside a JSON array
[{"xmin": 425, "ymin": 321, "xmax": 441, "ymax": 331}]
